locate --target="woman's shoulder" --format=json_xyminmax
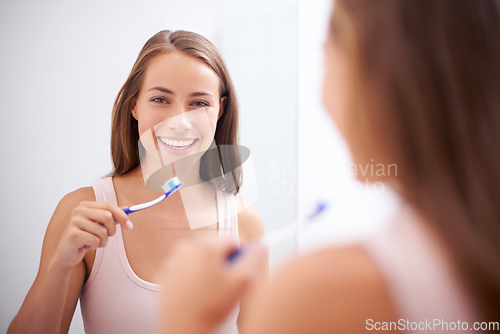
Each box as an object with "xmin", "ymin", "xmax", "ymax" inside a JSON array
[
  {"xmin": 235, "ymin": 196, "xmax": 264, "ymax": 242},
  {"xmin": 49, "ymin": 187, "xmax": 96, "ymax": 226},
  {"xmin": 42, "ymin": 187, "xmax": 96, "ymax": 258},
  {"xmin": 60, "ymin": 187, "xmax": 96, "ymax": 205},
  {"xmin": 234, "ymin": 196, "xmax": 260, "ymax": 220},
  {"xmin": 243, "ymin": 245, "xmax": 398, "ymax": 333}
]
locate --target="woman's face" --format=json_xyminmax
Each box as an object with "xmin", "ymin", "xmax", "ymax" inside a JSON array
[{"xmin": 133, "ymin": 51, "xmax": 224, "ymax": 165}]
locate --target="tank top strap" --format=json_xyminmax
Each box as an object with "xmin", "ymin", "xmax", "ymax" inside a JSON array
[
  {"xmin": 216, "ymin": 188, "xmax": 239, "ymax": 244},
  {"xmin": 214, "ymin": 188, "xmax": 240, "ymax": 333},
  {"xmin": 91, "ymin": 177, "xmax": 117, "ymax": 204},
  {"xmin": 83, "ymin": 177, "xmax": 119, "ymax": 293}
]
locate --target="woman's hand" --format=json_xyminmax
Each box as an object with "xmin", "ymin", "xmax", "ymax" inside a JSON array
[
  {"xmin": 52, "ymin": 201, "xmax": 133, "ymax": 270},
  {"xmin": 158, "ymin": 237, "xmax": 265, "ymax": 334}
]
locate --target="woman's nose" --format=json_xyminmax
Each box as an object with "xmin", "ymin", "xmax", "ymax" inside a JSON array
[{"xmin": 167, "ymin": 108, "xmax": 192, "ymax": 131}]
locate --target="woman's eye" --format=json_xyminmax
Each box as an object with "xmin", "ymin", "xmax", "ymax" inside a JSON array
[
  {"xmin": 192, "ymin": 101, "xmax": 209, "ymax": 107},
  {"xmin": 152, "ymin": 97, "xmax": 168, "ymax": 104}
]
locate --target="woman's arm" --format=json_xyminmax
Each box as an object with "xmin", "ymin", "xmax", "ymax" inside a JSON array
[
  {"xmin": 8, "ymin": 187, "xmax": 131, "ymax": 334},
  {"xmin": 235, "ymin": 198, "xmax": 269, "ymax": 329},
  {"xmin": 157, "ymin": 241, "xmax": 397, "ymax": 334}
]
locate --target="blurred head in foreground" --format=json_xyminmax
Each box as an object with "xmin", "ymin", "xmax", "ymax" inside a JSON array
[{"xmin": 324, "ymin": 0, "xmax": 500, "ymax": 320}]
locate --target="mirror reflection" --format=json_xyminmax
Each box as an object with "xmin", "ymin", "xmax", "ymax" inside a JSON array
[{"xmin": 1, "ymin": 1, "xmax": 297, "ymax": 333}]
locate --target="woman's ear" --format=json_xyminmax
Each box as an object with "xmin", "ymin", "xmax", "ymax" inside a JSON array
[
  {"xmin": 218, "ymin": 97, "xmax": 227, "ymax": 120},
  {"xmin": 131, "ymin": 101, "xmax": 138, "ymax": 120}
]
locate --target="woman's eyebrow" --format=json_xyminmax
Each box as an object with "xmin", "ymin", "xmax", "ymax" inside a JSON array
[
  {"xmin": 146, "ymin": 87, "xmax": 213, "ymax": 98},
  {"xmin": 190, "ymin": 91, "xmax": 213, "ymax": 98},
  {"xmin": 147, "ymin": 86, "xmax": 174, "ymax": 94}
]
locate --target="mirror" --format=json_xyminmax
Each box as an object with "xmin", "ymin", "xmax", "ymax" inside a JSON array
[{"xmin": 0, "ymin": 0, "xmax": 297, "ymax": 332}]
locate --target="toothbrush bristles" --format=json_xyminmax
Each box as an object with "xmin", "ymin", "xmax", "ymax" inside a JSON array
[{"xmin": 161, "ymin": 176, "xmax": 182, "ymax": 193}]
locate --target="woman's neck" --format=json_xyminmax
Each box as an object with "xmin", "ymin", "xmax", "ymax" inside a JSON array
[{"xmin": 138, "ymin": 158, "xmax": 205, "ymax": 192}]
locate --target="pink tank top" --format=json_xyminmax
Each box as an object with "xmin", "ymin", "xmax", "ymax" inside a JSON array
[
  {"xmin": 362, "ymin": 205, "xmax": 479, "ymax": 326},
  {"xmin": 80, "ymin": 177, "xmax": 240, "ymax": 334}
]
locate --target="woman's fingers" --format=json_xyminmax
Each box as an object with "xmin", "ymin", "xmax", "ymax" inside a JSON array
[
  {"xmin": 54, "ymin": 200, "xmax": 134, "ymax": 270},
  {"xmin": 158, "ymin": 236, "xmax": 266, "ymax": 333},
  {"xmin": 73, "ymin": 201, "xmax": 136, "ymax": 246},
  {"xmin": 72, "ymin": 216, "xmax": 110, "ymax": 248},
  {"xmin": 228, "ymin": 242, "xmax": 266, "ymax": 290},
  {"xmin": 78, "ymin": 201, "xmax": 133, "ymax": 231},
  {"xmin": 75, "ymin": 229, "xmax": 102, "ymax": 251},
  {"xmin": 76, "ymin": 207, "xmax": 117, "ymax": 236}
]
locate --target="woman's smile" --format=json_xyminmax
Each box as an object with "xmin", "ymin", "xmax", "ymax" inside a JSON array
[{"xmin": 157, "ymin": 136, "xmax": 200, "ymax": 155}]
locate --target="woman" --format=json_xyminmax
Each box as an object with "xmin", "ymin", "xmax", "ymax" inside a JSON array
[
  {"xmin": 8, "ymin": 30, "xmax": 266, "ymax": 334},
  {"xmin": 158, "ymin": 1, "xmax": 500, "ymax": 333}
]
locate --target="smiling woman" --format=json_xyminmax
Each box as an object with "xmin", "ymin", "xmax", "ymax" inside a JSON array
[
  {"xmin": 7, "ymin": 30, "xmax": 267, "ymax": 334},
  {"xmin": 132, "ymin": 51, "xmax": 224, "ymax": 181}
]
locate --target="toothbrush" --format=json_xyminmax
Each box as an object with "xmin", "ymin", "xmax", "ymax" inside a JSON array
[
  {"xmin": 122, "ymin": 177, "xmax": 183, "ymax": 215},
  {"xmin": 227, "ymin": 202, "xmax": 328, "ymax": 263}
]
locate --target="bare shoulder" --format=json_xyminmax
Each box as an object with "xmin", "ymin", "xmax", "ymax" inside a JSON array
[
  {"xmin": 60, "ymin": 187, "xmax": 95, "ymax": 205},
  {"xmin": 42, "ymin": 187, "xmax": 96, "ymax": 257},
  {"xmin": 60, "ymin": 186, "xmax": 96, "ymax": 205},
  {"xmin": 44, "ymin": 186, "xmax": 95, "ymax": 231},
  {"xmin": 235, "ymin": 196, "xmax": 265, "ymax": 242},
  {"xmin": 242, "ymin": 245, "xmax": 398, "ymax": 334},
  {"xmin": 50, "ymin": 187, "xmax": 96, "ymax": 226}
]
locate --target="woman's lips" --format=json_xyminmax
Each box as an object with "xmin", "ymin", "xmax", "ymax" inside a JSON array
[
  {"xmin": 159, "ymin": 137, "xmax": 197, "ymax": 149},
  {"xmin": 157, "ymin": 137, "xmax": 199, "ymax": 155}
]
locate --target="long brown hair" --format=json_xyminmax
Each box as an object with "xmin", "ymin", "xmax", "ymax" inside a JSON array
[
  {"xmin": 333, "ymin": 0, "xmax": 500, "ymax": 320},
  {"xmin": 110, "ymin": 30, "xmax": 241, "ymax": 193}
]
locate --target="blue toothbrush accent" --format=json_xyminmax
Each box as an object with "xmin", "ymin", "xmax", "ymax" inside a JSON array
[
  {"xmin": 227, "ymin": 202, "xmax": 328, "ymax": 264},
  {"xmin": 122, "ymin": 177, "xmax": 183, "ymax": 215}
]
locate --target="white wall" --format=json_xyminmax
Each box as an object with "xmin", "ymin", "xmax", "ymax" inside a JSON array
[
  {"xmin": 0, "ymin": 0, "xmax": 296, "ymax": 332},
  {"xmin": 215, "ymin": 0, "xmax": 298, "ymax": 272},
  {"xmin": 297, "ymin": 0, "xmax": 399, "ymax": 253}
]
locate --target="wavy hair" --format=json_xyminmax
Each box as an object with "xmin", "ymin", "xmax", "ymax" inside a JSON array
[
  {"xmin": 109, "ymin": 30, "xmax": 241, "ymax": 193},
  {"xmin": 333, "ymin": 0, "xmax": 500, "ymax": 320}
]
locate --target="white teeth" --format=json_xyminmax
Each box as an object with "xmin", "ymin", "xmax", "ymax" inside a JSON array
[{"xmin": 159, "ymin": 137, "xmax": 196, "ymax": 149}]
